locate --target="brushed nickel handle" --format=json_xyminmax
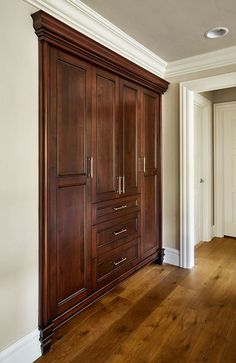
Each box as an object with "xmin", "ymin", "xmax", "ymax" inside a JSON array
[
  {"xmin": 143, "ymin": 157, "xmax": 146, "ymax": 173},
  {"xmin": 113, "ymin": 228, "xmax": 127, "ymax": 236},
  {"xmin": 122, "ymin": 176, "xmax": 125, "ymax": 194},
  {"xmin": 113, "ymin": 257, "xmax": 127, "ymax": 266},
  {"xmin": 87, "ymin": 157, "xmax": 93, "ymax": 178},
  {"xmin": 112, "ymin": 205, "xmax": 127, "ymax": 211}
]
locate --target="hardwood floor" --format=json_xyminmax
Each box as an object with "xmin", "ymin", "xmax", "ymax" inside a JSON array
[{"xmin": 36, "ymin": 237, "xmax": 236, "ymax": 363}]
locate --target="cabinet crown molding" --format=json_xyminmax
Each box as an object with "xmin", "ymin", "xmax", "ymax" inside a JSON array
[{"xmin": 32, "ymin": 10, "xmax": 169, "ymax": 94}]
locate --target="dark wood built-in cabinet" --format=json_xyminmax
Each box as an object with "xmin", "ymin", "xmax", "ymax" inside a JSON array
[{"xmin": 33, "ymin": 11, "xmax": 168, "ymax": 354}]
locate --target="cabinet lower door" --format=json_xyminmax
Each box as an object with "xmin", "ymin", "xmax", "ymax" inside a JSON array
[
  {"xmin": 47, "ymin": 47, "xmax": 92, "ymax": 318},
  {"xmin": 141, "ymin": 88, "xmax": 162, "ymax": 258}
]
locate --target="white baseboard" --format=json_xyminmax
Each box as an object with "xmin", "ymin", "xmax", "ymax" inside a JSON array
[
  {"xmin": 164, "ymin": 247, "xmax": 180, "ymax": 267},
  {"xmin": 0, "ymin": 329, "xmax": 41, "ymax": 363}
]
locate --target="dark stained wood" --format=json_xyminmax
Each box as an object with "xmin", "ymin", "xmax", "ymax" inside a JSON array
[
  {"xmin": 32, "ymin": 11, "xmax": 169, "ymax": 94},
  {"xmin": 120, "ymin": 79, "xmax": 141, "ymax": 196},
  {"xmin": 33, "ymin": 10, "xmax": 168, "ymax": 354},
  {"xmin": 92, "ymin": 67, "xmax": 120, "ymax": 203},
  {"xmin": 92, "ymin": 195, "xmax": 140, "ymax": 225},
  {"xmin": 94, "ymin": 213, "xmax": 140, "ymax": 253},
  {"xmin": 141, "ymin": 88, "xmax": 162, "ymax": 259},
  {"xmin": 36, "ymin": 237, "xmax": 236, "ymax": 363},
  {"xmin": 96, "ymin": 240, "xmax": 140, "ymax": 284}
]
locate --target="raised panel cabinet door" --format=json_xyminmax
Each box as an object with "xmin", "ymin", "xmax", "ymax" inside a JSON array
[
  {"xmin": 92, "ymin": 67, "xmax": 121, "ymax": 203},
  {"xmin": 47, "ymin": 47, "xmax": 92, "ymax": 319},
  {"xmin": 120, "ymin": 79, "xmax": 141, "ymax": 196},
  {"xmin": 141, "ymin": 88, "xmax": 162, "ymax": 258}
]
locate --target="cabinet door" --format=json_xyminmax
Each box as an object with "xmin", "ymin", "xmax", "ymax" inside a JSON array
[
  {"xmin": 48, "ymin": 48, "xmax": 92, "ymax": 319},
  {"xmin": 120, "ymin": 79, "xmax": 141, "ymax": 196},
  {"xmin": 92, "ymin": 68, "xmax": 121, "ymax": 203},
  {"xmin": 141, "ymin": 88, "xmax": 162, "ymax": 258}
]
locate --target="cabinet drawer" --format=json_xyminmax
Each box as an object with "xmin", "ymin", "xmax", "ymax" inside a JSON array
[
  {"xmin": 96, "ymin": 240, "xmax": 140, "ymax": 282},
  {"xmin": 92, "ymin": 195, "xmax": 140, "ymax": 225},
  {"xmin": 93, "ymin": 213, "xmax": 140, "ymax": 255}
]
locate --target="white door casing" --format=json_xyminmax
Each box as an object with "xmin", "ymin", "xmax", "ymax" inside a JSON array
[
  {"xmin": 215, "ymin": 102, "xmax": 236, "ymax": 238},
  {"xmin": 180, "ymin": 72, "xmax": 236, "ymax": 269},
  {"xmin": 194, "ymin": 94, "xmax": 212, "ymax": 245}
]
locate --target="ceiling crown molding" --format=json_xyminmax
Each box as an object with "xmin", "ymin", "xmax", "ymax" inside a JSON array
[
  {"xmin": 166, "ymin": 45, "xmax": 236, "ymax": 78},
  {"xmin": 24, "ymin": 0, "xmax": 167, "ymax": 78}
]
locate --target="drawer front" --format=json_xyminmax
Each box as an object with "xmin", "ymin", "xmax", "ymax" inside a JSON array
[
  {"xmin": 92, "ymin": 195, "xmax": 140, "ymax": 225},
  {"xmin": 93, "ymin": 213, "xmax": 140, "ymax": 256},
  {"xmin": 96, "ymin": 240, "xmax": 140, "ymax": 284}
]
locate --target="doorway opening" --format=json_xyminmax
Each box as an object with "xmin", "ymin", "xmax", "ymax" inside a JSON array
[{"xmin": 180, "ymin": 72, "xmax": 236, "ymax": 268}]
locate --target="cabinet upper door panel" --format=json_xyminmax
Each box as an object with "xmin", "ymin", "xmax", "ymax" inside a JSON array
[
  {"xmin": 48, "ymin": 48, "xmax": 92, "ymax": 318},
  {"xmin": 143, "ymin": 89, "xmax": 160, "ymax": 175},
  {"xmin": 120, "ymin": 79, "xmax": 141, "ymax": 196},
  {"xmin": 92, "ymin": 68, "xmax": 120, "ymax": 203},
  {"xmin": 141, "ymin": 88, "xmax": 161, "ymax": 258}
]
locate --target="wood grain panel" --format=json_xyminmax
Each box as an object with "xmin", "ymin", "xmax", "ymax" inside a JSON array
[
  {"xmin": 141, "ymin": 89, "xmax": 161, "ymax": 258},
  {"xmin": 120, "ymin": 79, "xmax": 141, "ymax": 196},
  {"xmin": 47, "ymin": 48, "xmax": 92, "ymax": 319},
  {"xmin": 92, "ymin": 68, "xmax": 120, "ymax": 202},
  {"xmin": 57, "ymin": 60, "xmax": 86, "ymax": 176},
  {"xmin": 57, "ymin": 185, "xmax": 87, "ymax": 305}
]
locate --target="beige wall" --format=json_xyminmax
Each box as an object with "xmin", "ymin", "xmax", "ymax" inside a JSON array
[
  {"xmin": 162, "ymin": 65, "xmax": 236, "ymax": 250},
  {"xmin": 0, "ymin": 0, "xmax": 38, "ymax": 351}
]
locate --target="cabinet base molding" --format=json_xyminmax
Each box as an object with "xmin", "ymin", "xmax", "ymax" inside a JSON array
[{"xmin": 40, "ymin": 250, "xmax": 162, "ymax": 355}]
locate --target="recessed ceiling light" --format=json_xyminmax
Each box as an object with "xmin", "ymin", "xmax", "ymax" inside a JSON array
[{"xmin": 205, "ymin": 27, "xmax": 229, "ymax": 39}]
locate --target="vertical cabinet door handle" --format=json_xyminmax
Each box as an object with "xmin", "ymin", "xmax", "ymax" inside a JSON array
[
  {"xmin": 143, "ymin": 157, "xmax": 146, "ymax": 173},
  {"xmin": 122, "ymin": 176, "xmax": 125, "ymax": 194},
  {"xmin": 87, "ymin": 157, "xmax": 93, "ymax": 178}
]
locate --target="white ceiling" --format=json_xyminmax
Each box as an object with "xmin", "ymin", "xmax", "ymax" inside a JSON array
[{"xmin": 81, "ymin": 0, "xmax": 236, "ymax": 62}]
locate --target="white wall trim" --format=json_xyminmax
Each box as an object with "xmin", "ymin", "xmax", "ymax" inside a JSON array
[
  {"xmin": 180, "ymin": 73, "xmax": 236, "ymax": 269},
  {"xmin": 0, "ymin": 329, "xmax": 41, "ymax": 363},
  {"xmin": 214, "ymin": 101, "xmax": 236, "ymax": 238},
  {"xmin": 166, "ymin": 46, "xmax": 236, "ymax": 78},
  {"xmin": 23, "ymin": 0, "xmax": 167, "ymax": 78},
  {"xmin": 164, "ymin": 247, "xmax": 180, "ymax": 267},
  {"xmin": 23, "ymin": 1, "xmax": 236, "ymax": 80},
  {"xmin": 194, "ymin": 93, "xmax": 212, "ymax": 243},
  {"xmin": 180, "ymin": 84, "xmax": 195, "ymax": 268}
]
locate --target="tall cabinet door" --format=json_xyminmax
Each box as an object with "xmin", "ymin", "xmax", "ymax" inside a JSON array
[
  {"xmin": 92, "ymin": 68, "xmax": 121, "ymax": 203},
  {"xmin": 47, "ymin": 47, "xmax": 92, "ymax": 319},
  {"xmin": 120, "ymin": 79, "xmax": 141, "ymax": 196},
  {"xmin": 141, "ymin": 88, "xmax": 162, "ymax": 259}
]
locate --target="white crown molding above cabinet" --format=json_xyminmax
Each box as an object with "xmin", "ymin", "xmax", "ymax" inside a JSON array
[
  {"xmin": 166, "ymin": 46, "xmax": 236, "ymax": 78},
  {"xmin": 23, "ymin": 0, "xmax": 167, "ymax": 77},
  {"xmin": 0, "ymin": 329, "xmax": 41, "ymax": 363},
  {"xmin": 24, "ymin": 1, "xmax": 236, "ymax": 80}
]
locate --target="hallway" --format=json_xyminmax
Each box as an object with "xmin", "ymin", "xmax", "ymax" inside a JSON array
[{"xmin": 37, "ymin": 237, "xmax": 236, "ymax": 363}]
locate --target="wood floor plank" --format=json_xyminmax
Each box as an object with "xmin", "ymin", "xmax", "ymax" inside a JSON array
[{"xmin": 36, "ymin": 237, "xmax": 236, "ymax": 363}]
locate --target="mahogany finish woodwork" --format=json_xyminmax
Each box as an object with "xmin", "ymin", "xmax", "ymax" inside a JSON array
[
  {"xmin": 92, "ymin": 67, "xmax": 120, "ymax": 203},
  {"xmin": 141, "ymin": 89, "xmax": 162, "ymax": 259},
  {"xmin": 33, "ymin": 10, "xmax": 168, "ymax": 355}
]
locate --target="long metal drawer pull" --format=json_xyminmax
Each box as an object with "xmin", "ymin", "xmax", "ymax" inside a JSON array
[
  {"xmin": 113, "ymin": 228, "xmax": 127, "ymax": 236},
  {"xmin": 113, "ymin": 257, "xmax": 127, "ymax": 266},
  {"xmin": 112, "ymin": 205, "xmax": 127, "ymax": 211},
  {"xmin": 122, "ymin": 176, "xmax": 125, "ymax": 194}
]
